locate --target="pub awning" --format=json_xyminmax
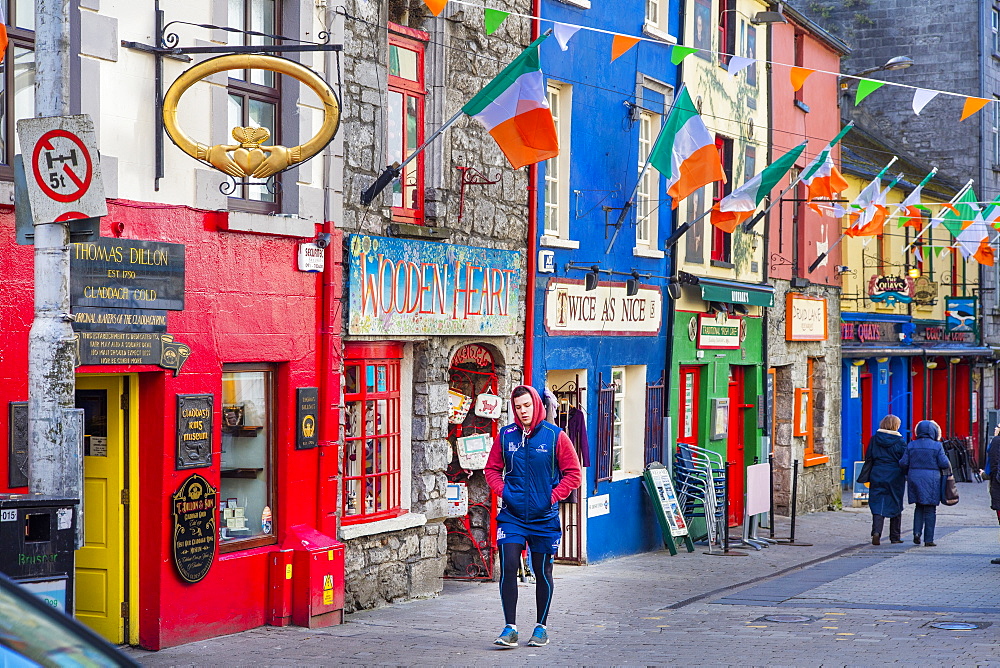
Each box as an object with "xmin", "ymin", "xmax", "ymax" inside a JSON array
[
  {"xmin": 842, "ymin": 346, "xmax": 996, "ymax": 359},
  {"xmin": 696, "ymin": 277, "xmax": 776, "ymax": 308}
]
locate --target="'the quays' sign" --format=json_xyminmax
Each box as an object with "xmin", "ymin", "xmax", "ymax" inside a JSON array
[
  {"xmin": 544, "ymin": 278, "xmax": 662, "ymax": 336},
  {"xmin": 347, "ymin": 235, "xmax": 521, "ymax": 336}
]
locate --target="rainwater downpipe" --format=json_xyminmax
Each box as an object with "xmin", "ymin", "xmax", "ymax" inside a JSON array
[{"xmin": 523, "ymin": 0, "xmax": 541, "ymax": 383}]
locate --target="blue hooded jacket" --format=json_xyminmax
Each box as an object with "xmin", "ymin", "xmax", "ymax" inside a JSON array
[{"xmin": 901, "ymin": 420, "xmax": 951, "ymax": 506}]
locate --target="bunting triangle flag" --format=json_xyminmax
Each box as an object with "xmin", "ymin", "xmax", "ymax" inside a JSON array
[
  {"xmin": 912, "ymin": 245, "xmax": 923, "ymax": 264},
  {"xmin": 912, "ymin": 88, "xmax": 937, "ymax": 115},
  {"xmin": 670, "ymin": 46, "xmax": 699, "ymax": 65},
  {"xmin": 727, "ymin": 56, "xmax": 754, "ymax": 77},
  {"xmin": 424, "ymin": 0, "xmax": 448, "ymax": 16},
  {"xmin": 462, "ymin": 35, "xmax": 559, "ymax": 170},
  {"xmin": 939, "ymin": 188, "xmax": 980, "ymax": 238},
  {"xmin": 961, "ymin": 97, "xmax": 991, "ymax": 121},
  {"xmin": 710, "ymin": 142, "xmax": 806, "ymax": 232},
  {"xmin": 553, "ymin": 23, "xmax": 580, "ymax": 51},
  {"xmin": 855, "ymin": 79, "xmax": 886, "ymax": 106},
  {"xmin": 484, "ymin": 9, "xmax": 509, "ymax": 35},
  {"xmin": 648, "ymin": 87, "xmax": 725, "ymax": 208},
  {"xmin": 611, "ymin": 35, "xmax": 640, "ymax": 62},
  {"xmin": 790, "ymin": 67, "xmax": 813, "ymax": 92},
  {"xmin": 974, "ymin": 236, "xmax": 995, "ymax": 266}
]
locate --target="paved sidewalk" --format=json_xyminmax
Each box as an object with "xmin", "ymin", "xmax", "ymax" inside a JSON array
[{"xmin": 129, "ymin": 481, "xmax": 1000, "ymax": 666}]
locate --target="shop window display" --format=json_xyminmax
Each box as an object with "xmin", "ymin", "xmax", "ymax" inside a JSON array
[
  {"xmin": 219, "ymin": 365, "xmax": 276, "ymax": 550},
  {"xmin": 342, "ymin": 344, "xmax": 403, "ymax": 524}
]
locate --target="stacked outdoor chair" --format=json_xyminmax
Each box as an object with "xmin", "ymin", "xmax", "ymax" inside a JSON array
[{"xmin": 674, "ymin": 443, "xmax": 728, "ymax": 553}]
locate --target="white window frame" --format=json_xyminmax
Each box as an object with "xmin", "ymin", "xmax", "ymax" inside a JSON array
[
  {"xmin": 993, "ymin": 95, "xmax": 1000, "ymax": 166},
  {"xmin": 611, "ymin": 365, "xmax": 647, "ymax": 481},
  {"xmin": 643, "ymin": 0, "xmax": 677, "ymax": 42},
  {"xmin": 636, "ymin": 110, "xmax": 658, "ymax": 248},
  {"xmin": 541, "ymin": 81, "xmax": 578, "ymax": 249},
  {"xmin": 993, "ymin": 8, "xmax": 999, "ymax": 53}
]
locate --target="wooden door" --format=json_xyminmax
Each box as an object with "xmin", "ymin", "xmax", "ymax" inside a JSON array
[{"xmin": 75, "ymin": 375, "xmax": 126, "ymax": 643}]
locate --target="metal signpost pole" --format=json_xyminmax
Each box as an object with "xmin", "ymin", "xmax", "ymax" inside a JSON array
[{"xmin": 28, "ymin": 0, "xmax": 77, "ymax": 499}]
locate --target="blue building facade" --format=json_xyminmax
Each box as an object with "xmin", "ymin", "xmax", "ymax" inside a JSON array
[{"xmin": 531, "ymin": 0, "xmax": 680, "ymax": 562}]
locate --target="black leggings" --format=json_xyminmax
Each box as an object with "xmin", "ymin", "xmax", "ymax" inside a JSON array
[{"xmin": 499, "ymin": 542, "xmax": 554, "ymax": 626}]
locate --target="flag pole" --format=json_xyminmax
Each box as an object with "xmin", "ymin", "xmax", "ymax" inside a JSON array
[
  {"xmin": 901, "ymin": 178, "xmax": 975, "ymax": 253},
  {"xmin": 606, "ymin": 83, "xmax": 688, "ymax": 254},
  {"xmin": 362, "ymin": 30, "xmax": 553, "ymax": 206},
  {"xmin": 664, "ymin": 207, "xmax": 713, "ymax": 249},
  {"xmin": 805, "ymin": 157, "xmax": 899, "ymax": 274},
  {"xmin": 742, "ymin": 121, "xmax": 855, "ymax": 233}
]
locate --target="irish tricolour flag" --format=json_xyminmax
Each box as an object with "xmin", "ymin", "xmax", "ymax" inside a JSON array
[
  {"xmin": 710, "ymin": 142, "xmax": 806, "ymax": 233},
  {"xmin": 801, "ymin": 125, "xmax": 852, "ymax": 212},
  {"xmin": 463, "ymin": 35, "xmax": 558, "ymax": 170},
  {"xmin": 648, "ymin": 87, "xmax": 725, "ymax": 208}
]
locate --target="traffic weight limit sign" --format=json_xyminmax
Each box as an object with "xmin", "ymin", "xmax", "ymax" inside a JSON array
[{"xmin": 17, "ymin": 114, "xmax": 107, "ymax": 225}]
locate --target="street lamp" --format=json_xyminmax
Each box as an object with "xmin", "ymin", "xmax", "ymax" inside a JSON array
[
  {"xmin": 719, "ymin": 8, "xmax": 787, "ymax": 25},
  {"xmin": 840, "ymin": 56, "xmax": 914, "ymax": 88}
]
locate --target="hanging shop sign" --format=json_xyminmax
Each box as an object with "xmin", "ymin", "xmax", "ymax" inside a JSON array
[
  {"xmin": 176, "ymin": 394, "xmax": 214, "ymax": 470},
  {"xmin": 297, "ymin": 242, "xmax": 325, "ymax": 273},
  {"xmin": 785, "ymin": 294, "xmax": 828, "ymax": 341},
  {"xmin": 295, "ymin": 387, "xmax": 319, "ymax": 450},
  {"xmin": 162, "ymin": 55, "xmax": 340, "ymax": 180},
  {"xmin": 912, "ymin": 276, "xmax": 938, "ymax": 306},
  {"xmin": 697, "ymin": 312, "xmax": 742, "ymax": 349},
  {"xmin": 347, "ymin": 235, "xmax": 521, "ymax": 336},
  {"xmin": 70, "ymin": 239, "xmax": 186, "ymax": 311},
  {"xmin": 945, "ymin": 297, "xmax": 977, "ymax": 335},
  {"xmin": 544, "ymin": 278, "xmax": 662, "ymax": 336},
  {"xmin": 867, "ymin": 275, "xmax": 914, "ymax": 306},
  {"xmin": 74, "ymin": 332, "xmax": 192, "ymax": 375},
  {"xmin": 171, "ymin": 474, "xmax": 218, "ymax": 584}
]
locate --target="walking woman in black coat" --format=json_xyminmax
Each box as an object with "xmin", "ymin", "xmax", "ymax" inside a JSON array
[
  {"xmin": 987, "ymin": 424, "xmax": 1000, "ymax": 564},
  {"xmin": 866, "ymin": 415, "xmax": 907, "ymax": 545}
]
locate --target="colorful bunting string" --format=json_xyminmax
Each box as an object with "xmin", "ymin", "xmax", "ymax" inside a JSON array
[
  {"xmin": 726, "ymin": 56, "xmax": 754, "ymax": 78},
  {"xmin": 428, "ymin": 0, "xmax": 1000, "ymax": 124},
  {"xmin": 483, "ymin": 8, "xmax": 508, "ymax": 35}
]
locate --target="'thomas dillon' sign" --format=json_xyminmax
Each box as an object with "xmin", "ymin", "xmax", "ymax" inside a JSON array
[{"xmin": 544, "ymin": 278, "xmax": 662, "ymax": 336}]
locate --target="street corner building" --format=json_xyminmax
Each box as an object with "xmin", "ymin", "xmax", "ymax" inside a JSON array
[
  {"xmin": 2, "ymin": 0, "xmax": 348, "ymax": 651},
  {"xmin": 337, "ymin": 0, "xmax": 531, "ymax": 607}
]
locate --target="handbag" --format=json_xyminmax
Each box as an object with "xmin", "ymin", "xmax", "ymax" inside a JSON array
[
  {"xmin": 856, "ymin": 457, "xmax": 874, "ymax": 484},
  {"xmin": 941, "ymin": 473, "xmax": 960, "ymax": 506}
]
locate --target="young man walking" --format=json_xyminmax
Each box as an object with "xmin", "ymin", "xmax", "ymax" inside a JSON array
[{"xmin": 484, "ymin": 385, "xmax": 582, "ymax": 648}]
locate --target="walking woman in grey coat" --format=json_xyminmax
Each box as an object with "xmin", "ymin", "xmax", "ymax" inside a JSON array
[
  {"xmin": 866, "ymin": 415, "xmax": 907, "ymax": 545},
  {"xmin": 900, "ymin": 420, "xmax": 951, "ymax": 546}
]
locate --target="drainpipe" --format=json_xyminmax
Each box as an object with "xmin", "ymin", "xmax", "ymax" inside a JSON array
[
  {"xmin": 761, "ymin": 14, "xmax": 773, "ymax": 461},
  {"xmin": 523, "ymin": 0, "xmax": 541, "ymax": 384}
]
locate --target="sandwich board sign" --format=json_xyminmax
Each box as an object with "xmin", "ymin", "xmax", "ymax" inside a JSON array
[
  {"xmin": 16, "ymin": 114, "xmax": 107, "ymax": 225},
  {"xmin": 642, "ymin": 462, "xmax": 695, "ymax": 555}
]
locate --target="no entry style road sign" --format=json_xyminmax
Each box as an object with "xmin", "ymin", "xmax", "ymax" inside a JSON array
[{"xmin": 17, "ymin": 114, "xmax": 107, "ymax": 225}]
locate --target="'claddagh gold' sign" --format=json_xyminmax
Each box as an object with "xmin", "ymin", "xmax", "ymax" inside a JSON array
[{"xmin": 162, "ymin": 54, "xmax": 340, "ymax": 179}]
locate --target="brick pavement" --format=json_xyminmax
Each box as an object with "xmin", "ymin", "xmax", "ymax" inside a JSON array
[{"xmin": 128, "ymin": 482, "xmax": 1000, "ymax": 666}]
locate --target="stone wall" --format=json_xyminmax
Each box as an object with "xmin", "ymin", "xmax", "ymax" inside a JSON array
[
  {"xmin": 337, "ymin": 0, "xmax": 531, "ymax": 609},
  {"xmin": 767, "ymin": 279, "xmax": 843, "ymax": 514}
]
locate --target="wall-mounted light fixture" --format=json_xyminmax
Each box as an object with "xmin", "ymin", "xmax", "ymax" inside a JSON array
[
  {"xmin": 950, "ymin": 357, "xmax": 962, "ymax": 364},
  {"xmin": 926, "ymin": 360, "xmax": 938, "ymax": 369},
  {"xmin": 908, "ymin": 267, "xmax": 921, "ymax": 278},
  {"xmin": 626, "ymin": 271, "xmax": 641, "ymax": 297},
  {"xmin": 876, "ymin": 357, "xmax": 889, "ymax": 363},
  {"xmin": 851, "ymin": 359, "xmax": 866, "ymax": 367},
  {"xmin": 585, "ymin": 266, "xmax": 600, "ymax": 291}
]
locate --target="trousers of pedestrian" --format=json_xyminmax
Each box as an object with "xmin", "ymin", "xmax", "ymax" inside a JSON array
[
  {"xmin": 913, "ymin": 503, "xmax": 936, "ymax": 543},
  {"xmin": 871, "ymin": 513, "xmax": 901, "ymax": 542}
]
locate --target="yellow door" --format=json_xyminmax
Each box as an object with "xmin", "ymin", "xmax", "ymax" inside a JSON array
[{"xmin": 75, "ymin": 375, "xmax": 126, "ymax": 643}]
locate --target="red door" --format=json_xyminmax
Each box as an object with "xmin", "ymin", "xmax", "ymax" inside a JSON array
[
  {"xmin": 727, "ymin": 366, "xmax": 746, "ymax": 526},
  {"xmin": 678, "ymin": 366, "xmax": 701, "ymax": 449}
]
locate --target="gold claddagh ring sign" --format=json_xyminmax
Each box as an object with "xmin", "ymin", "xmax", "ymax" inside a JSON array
[{"xmin": 162, "ymin": 54, "xmax": 340, "ymax": 179}]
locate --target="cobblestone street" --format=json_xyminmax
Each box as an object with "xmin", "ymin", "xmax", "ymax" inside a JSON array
[{"xmin": 129, "ymin": 482, "xmax": 1000, "ymax": 666}]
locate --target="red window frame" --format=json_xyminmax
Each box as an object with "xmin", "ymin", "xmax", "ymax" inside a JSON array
[
  {"xmin": 342, "ymin": 342, "xmax": 404, "ymax": 525},
  {"xmin": 711, "ymin": 135, "xmax": 734, "ymax": 264},
  {"xmin": 388, "ymin": 26, "xmax": 427, "ymax": 225},
  {"xmin": 793, "ymin": 31, "xmax": 805, "ymax": 105}
]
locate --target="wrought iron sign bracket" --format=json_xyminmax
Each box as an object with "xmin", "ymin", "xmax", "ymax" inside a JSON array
[
  {"xmin": 123, "ymin": 1, "xmax": 342, "ymax": 191},
  {"xmin": 455, "ymin": 166, "xmax": 501, "ymax": 225}
]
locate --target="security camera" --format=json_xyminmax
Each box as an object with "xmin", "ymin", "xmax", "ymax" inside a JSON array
[{"xmin": 314, "ymin": 233, "xmax": 331, "ymax": 249}]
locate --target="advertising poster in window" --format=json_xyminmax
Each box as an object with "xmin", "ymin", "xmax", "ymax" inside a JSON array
[{"xmin": 347, "ymin": 235, "xmax": 522, "ymax": 336}]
